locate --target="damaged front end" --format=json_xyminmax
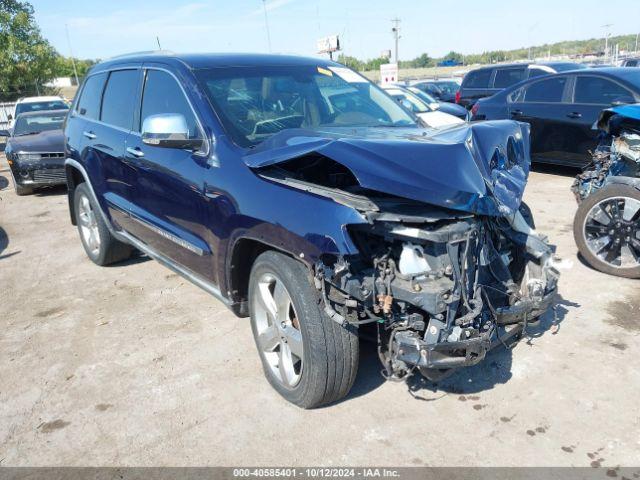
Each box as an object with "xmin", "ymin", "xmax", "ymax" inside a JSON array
[
  {"xmin": 246, "ymin": 120, "xmax": 560, "ymax": 380},
  {"xmin": 315, "ymin": 204, "xmax": 558, "ymax": 380},
  {"xmin": 572, "ymin": 105, "xmax": 640, "ymax": 202}
]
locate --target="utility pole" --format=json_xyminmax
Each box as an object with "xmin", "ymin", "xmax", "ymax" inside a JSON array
[
  {"xmin": 635, "ymin": 32, "xmax": 639, "ymax": 54},
  {"xmin": 262, "ymin": 0, "xmax": 272, "ymax": 53},
  {"xmin": 391, "ymin": 17, "xmax": 400, "ymax": 64},
  {"xmin": 65, "ymin": 24, "xmax": 80, "ymax": 86},
  {"xmin": 602, "ymin": 24, "xmax": 613, "ymax": 62}
]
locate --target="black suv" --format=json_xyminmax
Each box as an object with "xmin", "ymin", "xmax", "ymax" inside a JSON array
[
  {"xmin": 457, "ymin": 62, "xmax": 586, "ymax": 109},
  {"xmin": 63, "ymin": 52, "xmax": 558, "ymax": 408}
]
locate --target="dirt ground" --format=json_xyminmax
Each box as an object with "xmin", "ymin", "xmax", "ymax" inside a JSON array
[{"xmin": 0, "ymin": 156, "xmax": 639, "ymax": 468}]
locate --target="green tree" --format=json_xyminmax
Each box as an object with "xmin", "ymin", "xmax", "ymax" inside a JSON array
[
  {"xmin": 0, "ymin": 0, "xmax": 58, "ymax": 101},
  {"xmin": 442, "ymin": 51, "xmax": 464, "ymax": 63}
]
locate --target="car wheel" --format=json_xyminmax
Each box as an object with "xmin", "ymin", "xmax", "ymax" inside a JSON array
[
  {"xmin": 74, "ymin": 182, "xmax": 133, "ymax": 266},
  {"xmin": 574, "ymin": 184, "xmax": 640, "ymax": 279},
  {"xmin": 248, "ymin": 251, "xmax": 359, "ymax": 408},
  {"xmin": 14, "ymin": 183, "xmax": 33, "ymax": 196}
]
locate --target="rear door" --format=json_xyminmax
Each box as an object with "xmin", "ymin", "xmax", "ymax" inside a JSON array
[
  {"xmin": 508, "ymin": 75, "xmax": 578, "ymax": 164},
  {"xmin": 73, "ymin": 69, "xmax": 142, "ymax": 229},
  {"xmin": 565, "ymin": 74, "xmax": 638, "ymax": 162},
  {"xmin": 123, "ymin": 67, "xmax": 213, "ymax": 279}
]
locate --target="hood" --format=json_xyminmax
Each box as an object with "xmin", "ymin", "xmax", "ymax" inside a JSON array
[
  {"xmin": 7, "ymin": 129, "xmax": 65, "ymax": 153},
  {"xmin": 243, "ymin": 120, "xmax": 531, "ymax": 217},
  {"xmin": 596, "ymin": 104, "xmax": 640, "ymax": 134}
]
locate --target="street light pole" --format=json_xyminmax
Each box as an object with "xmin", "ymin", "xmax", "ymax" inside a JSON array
[
  {"xmin": 262, "ymin": 0, "xmax": 272, "ymax": 53},
  {"xmin": 391, "ymin": 18, "xmax": 400, "ymax": 64}
]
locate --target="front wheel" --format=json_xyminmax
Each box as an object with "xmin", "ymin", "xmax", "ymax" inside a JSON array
[
  {"xmin": 573, "ymin": 184, "xmax": 640, "ymax": 278},
  {"xmin": 248, "ymin": 251, "xmax": 359, "ymax": 408}
]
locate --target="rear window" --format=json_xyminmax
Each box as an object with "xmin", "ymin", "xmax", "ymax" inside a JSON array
[
  {"xmin": 463, "ymin": 69, "xmax": 493, "ymax": 88},
  {"xmin": 493, "ymin": 68, "xmax": 526, "ymax": 88},
  {"xmin": 101, "ymin": 70, "xmax": 139, "ymax": 130},
  {"xmin": 15, "ymin": 100, "xmax": 68, "ymax": 116},
  {"xmin": 574, "ymin": 76, "xmax": 632, "ymax": 104},
  {"xmin": 77, "ymin": 73, "xmax": 107, "ymax": 120},
  {"xmin": 523, "ymin": 76, "xmax": 568, "ymax": 103}
]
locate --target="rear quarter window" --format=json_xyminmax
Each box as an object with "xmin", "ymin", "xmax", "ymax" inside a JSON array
[{"xmin": 463, "ymin": 69, "xmax": 493, "ymax": 89}]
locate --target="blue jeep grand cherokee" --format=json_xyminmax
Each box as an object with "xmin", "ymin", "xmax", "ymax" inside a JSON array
[{"xmin": 64, "ymin": 52, "xmax": 559, "ymax": 408}]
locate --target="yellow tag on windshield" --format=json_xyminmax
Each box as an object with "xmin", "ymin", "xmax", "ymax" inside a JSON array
[{"xmin": 317, "ymin": 66, "xmax": 333, "ymax": 76}]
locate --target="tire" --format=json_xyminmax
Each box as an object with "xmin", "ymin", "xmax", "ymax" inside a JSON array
[
  {"xmin": 248, "ymin": 251, "xmax": 359, "ymax": 408},
  {"xmin": 574, "ymin": 183, "xmax": 640, "ymax": 279},
  {"xmin": 14, "ymin": 183, "xmax": 33, "ymax": 196},
  {"xmin": 73, "ymin": 182, "xmax": 133, "ymax": 266}
]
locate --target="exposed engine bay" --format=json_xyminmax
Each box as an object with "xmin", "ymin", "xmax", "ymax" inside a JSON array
[
  {"xmin": 572, "ymin": 108, "xmax": 640, "ymax": 202},
  {"xmin": 314, "ymin": 204, "xmax": 559, "ymax": 380},
  {"xmin": 245, "ymin": 121, "xmax": 561, "ymax": 381}
]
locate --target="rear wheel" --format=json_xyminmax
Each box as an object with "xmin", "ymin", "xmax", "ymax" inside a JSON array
[
  {"xmin": 249, "ymin": 251, "xmax": 359, "ymax": 408},
  {"xmin": 574, "ymin": 184, "xmax": 640, "ymax": 278},
  {"xmin": 74, "ymin": 183, "xmax": 133, "ymax": 266}
]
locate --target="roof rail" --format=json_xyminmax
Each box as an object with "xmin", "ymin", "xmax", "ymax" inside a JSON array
[{"xmin": 106, "ymin": 50, "xmax": 175, "ymax": 60}]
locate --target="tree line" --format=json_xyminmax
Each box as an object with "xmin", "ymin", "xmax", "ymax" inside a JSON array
[
  {"xmin": 338, "ymin": 33, "xmax": 639, "ymax": 72},
  {"xmin": 0, "ymin": 0, "xmax": 97, "ymax": 101}
]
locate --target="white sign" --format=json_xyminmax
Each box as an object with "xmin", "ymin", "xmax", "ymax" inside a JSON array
[
  {"xmin": 380, "ymin": 63, "xmax": 399, "ymax": 86},
  {"xmin": 317, "ymin": 35, "xmax": 340, "ymax": 54}
]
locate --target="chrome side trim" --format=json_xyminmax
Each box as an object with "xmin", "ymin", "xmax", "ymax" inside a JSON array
[
  {"xmin": 64, "ymin": 158, "xmax": 228, "ymax": 305},
  {"xmin": 118, "ymin": 230, "xmax": 229, "ymax": 305},
  {"xmin": 128, "ymin": 213, "xmax": 205, "ymax": 256}
]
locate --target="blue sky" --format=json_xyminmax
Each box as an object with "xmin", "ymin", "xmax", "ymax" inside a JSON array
[{"xmin": 31, "ymin": 0, "xmax": 640, "ymax": 61}]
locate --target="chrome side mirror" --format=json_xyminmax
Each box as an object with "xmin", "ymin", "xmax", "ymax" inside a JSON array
[{"xmin": 141, "ymin": 113, "xmax": 202, "ymax": 150}]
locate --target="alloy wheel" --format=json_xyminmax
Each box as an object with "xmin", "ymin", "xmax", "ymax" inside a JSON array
[
  {"xmin": 253, "ymin": 272, "xmax": 304, "ymax": 388},
  {"xmin": 583, "ymin": 196, "xmax": 640, "ymax": 269},
  {"xmin": 78, "ymin": 194, "xmax": 101, "ymax": 257}
]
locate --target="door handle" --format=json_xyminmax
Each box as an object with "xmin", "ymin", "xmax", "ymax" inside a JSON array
[
  {"xmin": 510, "ymin": 109, "xmax": 523, "ymax": 117},
  {"xmin": 83, "ymin": 131, "xmax": 97, "ymax": 139},
  {"xmin": 567, "ymin": 112, "xmax": 582, "ymax": 119},
  {"xmin": 126, "ymin": 147, "xmax": 144, "ymax": 158}
]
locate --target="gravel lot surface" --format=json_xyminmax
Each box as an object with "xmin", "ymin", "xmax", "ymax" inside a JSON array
[{"xmin": 1, "ymin": 156, "xmax": 638, "ymax": 467}]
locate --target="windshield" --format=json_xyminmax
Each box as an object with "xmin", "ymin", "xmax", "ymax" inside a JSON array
[
  {"xmin": 432, "ymin": 81, "xmax": 459, "ymax": 95},
  {"xmin": 386, "ymin": 89, "xmax": 431, "ymax": 113},
  {"xmin": 408, "ymin": 87, "xmax": 438, "ymax": 105},
  {"xmin": 549, "ymin": 63, "xmax": 587, "ymax": 72},
  {"xmin": 13, "ymin": 112, "xmax": 65, "ymax": 136},
  {"xmin": 15, "ymin": 100, "xmax": 68, "ymax": 116},
  {"xmin": 195, "ymin": 65, "xmax": 416, "ymax": 147}
]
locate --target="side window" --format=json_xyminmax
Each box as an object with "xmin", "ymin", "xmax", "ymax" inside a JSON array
[
  {"xmin": 76, "ymin": 72, "xmax": 107, "ymax": 119},
  {"xmin": 464, "ymin": 69, "xmax": 493, "ymax": 88},
  {"xmin": 625, "ymin": 60, "xmax": 638, "ymax": 67},
  {"xmin": 140, "ymin": 70, "xmax": 200, "ymax": 138},
  {"xmin": 574, "ymin": 76, "xmax": 633, "ymax": 104},
  {"xmin": 523, "ymin": 76, "xmax": 568, "ymax": 103},
  {"xmin": 527, "ymin": 68, "xmax": 547, "ymax": 78},
  {"xmin": 493, "ymin": 68, "xmax": 526, "ymax": 88},
  {"xmin": 100, "ymin": 70, "xmax": 139, "ymax": 130}
]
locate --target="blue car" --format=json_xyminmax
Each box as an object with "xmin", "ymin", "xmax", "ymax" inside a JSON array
[{"xmin": 64, "ymin": 52, "xmax": 559, "ymax": 407}]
